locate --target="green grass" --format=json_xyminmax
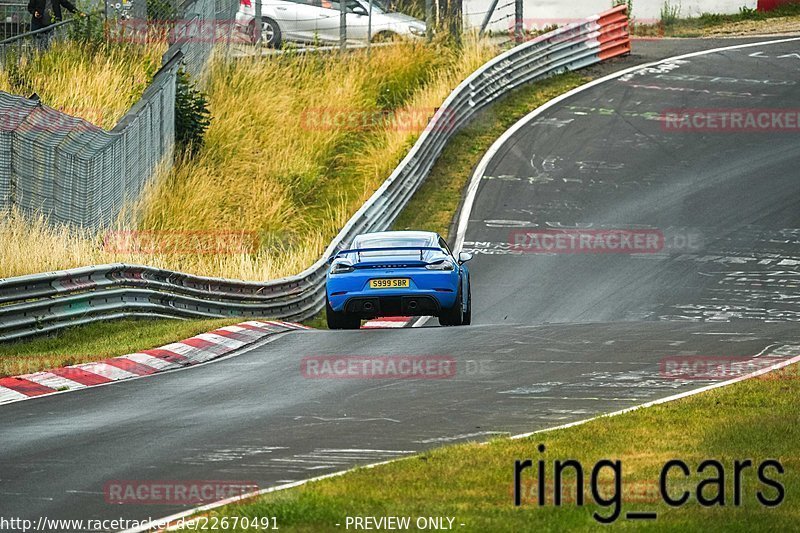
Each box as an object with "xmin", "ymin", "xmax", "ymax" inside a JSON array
[
  {"xmin": 301, "ymin": 311, "xmax": 329, "ymax": 330},
  {"xmin": 0, "ymin": 317, "xmax": 245, "ymax": 377},
  {"xmin": 393, "ymin": 72, "xmax": 590, "ymax": 240},
  {"xmin": 633, "ymin": 1, "xmax": 800, "ymax": 37},
  {"xmin": 193, "ymin": 366, "xmax": 800, "ymax": 531}
]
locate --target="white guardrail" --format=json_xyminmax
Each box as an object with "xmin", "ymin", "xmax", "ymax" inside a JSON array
[{"xmin": 0, "ymin": 6, "xmax": 630, "ymax": 341}]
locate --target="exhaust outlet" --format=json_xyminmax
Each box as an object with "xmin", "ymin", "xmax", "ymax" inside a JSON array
[
  {"xmin": 408, "ymin": 300, "xmax": 418, "ymax": 310},
  {"xmin": 363, "ymin": 302, "xmax": 374, "ymax": 311}
]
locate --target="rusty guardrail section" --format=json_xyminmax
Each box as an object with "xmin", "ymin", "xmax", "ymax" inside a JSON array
[{"xmin": 0, "ymin": 6, "xmax": 630, "ymax": 341}]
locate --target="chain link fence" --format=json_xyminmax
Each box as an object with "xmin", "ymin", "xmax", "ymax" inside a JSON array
[
  {"xmin": 112, "ymin": 0, "xmax": 238, "ymax": 79},
  {"xmin": 0, "ymin": 17, "xmax": 74, "ymax": 66},
  {"xmin": 0, "ymin": 1, "xmax": 29, "ymax": 40},
  {"xmin": 0, "ymin": 51, "xmax": 181, "ymax": 226},
  {"xmin": 0, "ymin": 0, "xmax": 235, "ymax": 227}
]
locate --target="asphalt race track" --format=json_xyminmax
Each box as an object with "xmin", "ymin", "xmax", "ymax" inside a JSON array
[
  {"xmin": 463, "ymin": 39, "xmax": 800, "ymax": 326},
  {"xmin": 1, "ymin": 37, "xmax": 799, "ymax": 530}
]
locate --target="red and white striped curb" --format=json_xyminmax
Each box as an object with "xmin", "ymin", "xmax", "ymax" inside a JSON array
[
  {"xmin": 0, "ymin": 320, "xmax": 311, "ymax": 405},
  {"xmin": 361, "ymin": 316, "xmax": 413, "ymax": 329}
]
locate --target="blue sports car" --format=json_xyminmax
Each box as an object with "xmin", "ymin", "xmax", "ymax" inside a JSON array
[{"xmin": 325, "ymin": 231, "xmax": 473, "ymax": 329}]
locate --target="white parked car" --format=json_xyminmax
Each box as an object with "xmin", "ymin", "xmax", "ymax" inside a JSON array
[{"xmin": 235, "ymin": 0, "xmax": 426, "ymax": 47}]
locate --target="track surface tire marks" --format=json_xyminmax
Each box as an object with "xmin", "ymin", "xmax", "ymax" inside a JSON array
[
  {"xmin": 0, "ymin": 38, "xmax": 799, "ymax": 529},
  {"xmin": 464, "ymin": 39, "xmax": 800, "ymax": 326}
]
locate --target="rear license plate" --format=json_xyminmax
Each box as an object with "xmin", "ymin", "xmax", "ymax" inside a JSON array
[{"xmin": 369, "ymin": 278, "xmax": 410, "ymax": 289}]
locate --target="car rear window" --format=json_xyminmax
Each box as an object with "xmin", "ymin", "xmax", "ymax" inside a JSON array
[{"xmin": 354, "ymin": 236, "xmax": 433, "ymax": 257}]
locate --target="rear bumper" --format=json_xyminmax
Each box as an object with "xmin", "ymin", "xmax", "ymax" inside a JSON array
[
  {"xmin": 235, "ymin": 11, "xmax": 254, "ymax": 30},
  {"xmin": 327, "ymin": 270, "xmax": 459, "ymax": 316},
  {"xmin": 343, "ymin": 294, "xmax": 442, "ymax": 318}
]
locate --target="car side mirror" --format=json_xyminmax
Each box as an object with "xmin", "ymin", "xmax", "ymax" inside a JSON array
[
  {"xmin": 458, "ymin": 252, "xmax": 473, "ymax": 264},
  {"xmin": 351, "ymin": 6, "xmax": 367, "ymax": 15}
]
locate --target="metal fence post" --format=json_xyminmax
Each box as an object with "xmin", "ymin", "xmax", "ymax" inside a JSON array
[
  {"xmin": 367, "ymin": 0, "xmax": 372, "ymax": 45},
  {"xmin": 425, "ymin": 0, "xmax": 432, "ymax": 41},
  {"xmin": 339, "ymin": 0, "xmax": 346, "ymax": 51},
  {"xmin": 514, "ymin": 0, "xmax": 523, "ymax": 43},
  {"xmin": 478, "ymin": 0, "xmax": 499, "ymax": 37},
  {"xmin": 254, "ymin": 0, "xmax": 262, "ymax": 44},
  {"xmin": 450, "ymin": 0, "xmax": 462, "ymax": 44}
]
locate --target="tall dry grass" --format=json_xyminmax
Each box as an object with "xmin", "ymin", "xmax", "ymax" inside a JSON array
[
  {"xmin": 0, "ymin": 37, "xmax": 498, "ymax": 281},
  {"xmin": 0, "ymin": 39, "xmax": 165, "ymax": 129}
]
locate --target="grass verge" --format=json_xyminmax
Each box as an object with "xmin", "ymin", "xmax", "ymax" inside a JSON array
[
  {"xmin": 189, "ymin": 365, "xmax": 800, "ymax": 531},
  {"xmin": 633, "ymin": 2, "xmax": 800, "ymax": 38},
  {"xmin": 0, "ymin": 38, "xmax": 165, "ymax": 129},
  {"xmin": 0, "ymin": 317, "xmax": 244, "ymax": 377}
]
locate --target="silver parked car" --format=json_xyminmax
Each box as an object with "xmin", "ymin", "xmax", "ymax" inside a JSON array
[{"xmin": 235, "ymin": 0, "xmax": 426, "ymax": 47}]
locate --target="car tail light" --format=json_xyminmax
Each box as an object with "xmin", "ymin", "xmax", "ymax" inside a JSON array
[
  {"xmin": 240, "ymin": 0, "xmax": 252, "ymax": 7},
  {"xmin": 425, "ymin": 260, "xmax": 455, "ymax": 271},
  {"xmin": 330, "ymin": 261, "xmax": 355, "ymax": 275}
]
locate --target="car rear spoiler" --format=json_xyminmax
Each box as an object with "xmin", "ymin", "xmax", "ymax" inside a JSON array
[{"xmin": 331, "ymin": 247, "xmax": 443, "ymax": 263}]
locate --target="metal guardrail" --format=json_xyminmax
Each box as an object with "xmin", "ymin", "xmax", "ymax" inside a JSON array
[{"xmin": 0, "ymin": 6, "xmax": 631, "ymax": 341}]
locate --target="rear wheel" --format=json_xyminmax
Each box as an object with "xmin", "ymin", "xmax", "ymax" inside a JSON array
[
  {"xmin": 253, "ymin": 17, "xmax": 282, "ymax": 47},
  {"xmin": 326, "ymin": 297, "xmax": 361, "ymax": 330},
  {"xmin": 439, "ymin": 283, "xmax": 464, "ymax": 326},
  {"xmin": 462, "ymin": 280, "xmax": 472, "ymax": 326}
]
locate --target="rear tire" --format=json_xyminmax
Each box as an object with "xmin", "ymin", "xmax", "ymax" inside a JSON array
[
  {"xmin": 326, "ymin": 297, "xmax": 361, "ymax": 330},
  {"xmin": 462, "ymin": 281, "xmax": 472, "ymax": 326},
  {"xmin": 438, "ymin": 283, "xmax": 464, "ymax": 326},
  {"xmin": 254, "ymin": 17, "xmax": 282, "ymax": 48}
]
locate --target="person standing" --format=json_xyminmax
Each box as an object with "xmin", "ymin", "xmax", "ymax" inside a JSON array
[{"xmin": 27, "ymin": 0, "xmax": 79, "ymax": 31}]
